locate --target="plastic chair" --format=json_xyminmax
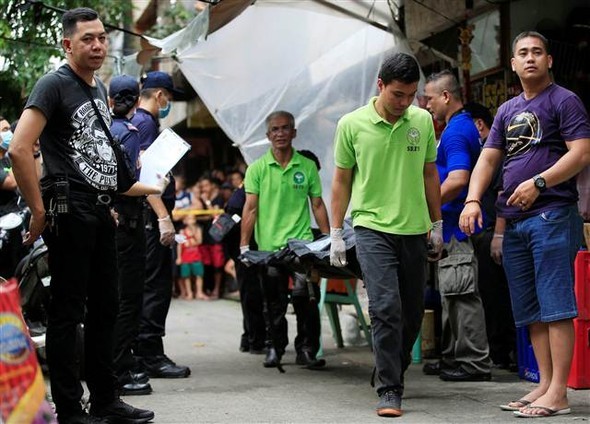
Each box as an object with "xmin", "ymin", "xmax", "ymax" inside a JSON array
[{"xmin": 317, "ymin": 278, "xmax": 372, "ymax": 357}]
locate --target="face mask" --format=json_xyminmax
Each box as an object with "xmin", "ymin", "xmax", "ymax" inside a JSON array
[
  {"xmin": 158, "ymin": 98, "xmax": 171, "ymax": 119},
  {"xmin": 1, "ymin": 131, "xmax": 13, "ymax": 151}
]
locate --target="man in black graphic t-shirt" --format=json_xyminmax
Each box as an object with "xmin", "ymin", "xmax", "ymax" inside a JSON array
[{"xmin": 9, "ymin": 8, "xmax": 160, "ymax": 424}]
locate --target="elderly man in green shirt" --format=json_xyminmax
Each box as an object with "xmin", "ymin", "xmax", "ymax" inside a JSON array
[{"xmin": 240, "ymin": 111, "xmax": 330, "ymax": 369}]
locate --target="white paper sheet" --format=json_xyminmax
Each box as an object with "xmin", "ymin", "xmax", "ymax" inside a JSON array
[{"xmin": 139, "ymin": 128, "xmax": 191, "ymax": 186}]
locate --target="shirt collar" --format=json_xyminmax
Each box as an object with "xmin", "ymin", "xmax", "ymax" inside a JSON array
[
  {"xmin": 263, "ymin": 147, "xmax": 301, "ymax": 168},
  {"xmin": 136, "ymin": 107, "xmax": 160, "ymax": 128},
  {"xmin": 368, "ymin": 96, "xmax": 410, "ymax": 125}
]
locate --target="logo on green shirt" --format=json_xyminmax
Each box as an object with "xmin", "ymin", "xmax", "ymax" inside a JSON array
[
  {"xmin": 293, "ymin": 171, "xmax": 305, "ymax": 185},
  {"xmin": 407, "ymin": 127, "xmax": 420, "ymax": 145},
  {"xmin": 406, "ymin": 127, "xmax": 421, "ymax": 152}
]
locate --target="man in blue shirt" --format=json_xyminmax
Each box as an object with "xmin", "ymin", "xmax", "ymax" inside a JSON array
[{"xmin": 422, "ymin": 70, "xmax": 492, "ymax": 381}]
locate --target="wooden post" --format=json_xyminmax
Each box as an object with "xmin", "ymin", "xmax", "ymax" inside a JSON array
[{"xmin": 459, "ymin": 24, "xmax": 474, "ymax": 102}]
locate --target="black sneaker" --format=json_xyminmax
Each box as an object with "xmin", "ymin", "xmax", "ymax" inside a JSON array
[
  {"xmin": 439, "ymin": 366, "xmax": 492, "ymax": 382},
  {"xmin": 90, "ymin": 398, "xmax": 154, "ymax": 424},
  {"xmin": 58, "ymin": 412, "xmax": 108, "ymax": 424},
  {"xmin": 376, "ymin": 390, "xmax": 402, "ymax": 417},
  {"xmin": 140, "ymin": 355, "xmax": 191, "ymax": 379}
]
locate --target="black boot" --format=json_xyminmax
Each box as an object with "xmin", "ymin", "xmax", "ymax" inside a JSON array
[
  {"xmin": 295, "ymin": 351, "xmax": 326, "ymax": 370},
  {"xmin": 117, "ymin": 371, "xmax": 152, "ymax": 396},
  {"xmin": 263, "ymin": 348, "xmax": 281, "ymax": 368}
]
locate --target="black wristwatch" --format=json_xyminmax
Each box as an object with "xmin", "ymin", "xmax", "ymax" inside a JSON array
[{"xmin": 533, "ymin": 174, "xmax": 547, "ymax": 192}]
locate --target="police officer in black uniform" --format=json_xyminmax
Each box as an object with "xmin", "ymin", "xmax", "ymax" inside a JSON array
[
  {"xmin": 109, "ymin": 75, "xmax": 153, "ymax": 395},
  {"xmin": 131, "ymin": 72, "xmax": 190, "ymax": 378}
]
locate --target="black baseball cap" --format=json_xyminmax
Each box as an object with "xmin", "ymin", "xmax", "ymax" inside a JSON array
[
  {"xmin": 109, "ymin": 75, "xmax": 139, "ymax": 98},
  {"xmin": 141, "ymin": 71, "xmax": 184, "ymax": 100}
]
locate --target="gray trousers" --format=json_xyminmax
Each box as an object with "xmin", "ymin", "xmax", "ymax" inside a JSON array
[
  {"xmin": 355, "ymin": 227, "xmax": 427, "ymax": 396},
  {"xmin": 438, "ymin": 237, "xmax": 492, "ymax": 374}
]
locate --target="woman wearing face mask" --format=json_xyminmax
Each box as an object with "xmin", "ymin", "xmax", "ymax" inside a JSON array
[
  {"xmin": 0, "ymin": 120, "xmax": 18, "ymax": 213},
  {"xmin": 0, "ymin": 118, "xmax": 22, "ymax": 278}
]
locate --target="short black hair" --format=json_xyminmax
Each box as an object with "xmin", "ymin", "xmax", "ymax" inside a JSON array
[
  {"xmin": 425, "ymin": 70, "xmax": 462, "ymax": 100},
  {"xmin": 62, "ymin": 7, "xmax": 99, "ymax": 37},
  {"xmin": 140, "ymin": 88, "xmax": 159, "ymax": 99},
  {"xmin": 112, "ymin": 96, "xmax": 138, "ymax": 118},
  {"xmin": 464, "ymin": 102, "xmax": 493, "ymax": 128},
  {"xmin": 378, "ymin": 52, "xmax": 420, "ymax": 85},
  {"xmin": 512, "ymin": 31, "xmax": 550, "ymax": 55},
  {"xmin": 298, "ymin": 149, "xmax": 321, "ymax": 171}
]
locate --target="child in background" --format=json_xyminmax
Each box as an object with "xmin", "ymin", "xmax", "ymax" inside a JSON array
[{"xmin": 176, "ymin": 214, "xmax": 207, "ymax": 300}]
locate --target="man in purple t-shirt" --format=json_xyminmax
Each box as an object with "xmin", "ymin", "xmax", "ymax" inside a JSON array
[{"xmin": 460, "ymin": 31, "xmax": 590, "ymax": 418}]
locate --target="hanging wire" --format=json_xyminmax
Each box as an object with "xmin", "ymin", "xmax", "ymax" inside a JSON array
[
  {"xmin": 411, "ymin": 0, "xmax": 460, "ymax": 25},
  {"xmin": 366, "ymin": 0, "xmax": 376, "ymax": 18},
  {"xmin": 15, "ymin": 0, "xmax": 144, "ymax": 38},
  {"xmin": 0, "ymin": 34, "xmax": 59, "ymax": 50}
]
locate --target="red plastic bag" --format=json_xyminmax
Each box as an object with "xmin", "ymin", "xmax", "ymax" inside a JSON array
[{"xmin": 0, "ymin": 278, "xmax": 56, "ymax": 423}]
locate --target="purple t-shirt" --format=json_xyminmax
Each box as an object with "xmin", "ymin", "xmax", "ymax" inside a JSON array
[{"xmin": 485, "ymin": 84, "xmax": 590, "ymax": 219}]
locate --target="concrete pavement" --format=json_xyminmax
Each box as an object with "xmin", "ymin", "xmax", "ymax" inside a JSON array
[{"xmin": 117, "ymin": 298, "xmax": 590, "ymax": 423}]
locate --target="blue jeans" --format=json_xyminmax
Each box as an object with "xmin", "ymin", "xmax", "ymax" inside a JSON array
[
  {"xmin": 503, "ymin": 205, "xmax": 582, "ymax": 327},
  {"xmin": 354, "ymin": 227, "xmax": 427, "ymax": 396}
]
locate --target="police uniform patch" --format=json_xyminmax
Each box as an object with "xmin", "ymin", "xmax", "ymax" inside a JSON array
[{"xmin": 125, "ymin": 122, "xmax": 139, "ymax": 132}]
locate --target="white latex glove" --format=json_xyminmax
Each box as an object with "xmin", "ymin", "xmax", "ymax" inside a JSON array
[
  {"xmin": 239, "ymin": 245, "xmax": 252, "ymax": 267},
  {"xmin": 153, "ymin": 174, "xmax": 170, "ymax": 196},
  {"xmin": 428, "ymin": 220, "xmax": 444, "ymax": 260},
  {"xmin": 158, "ymin": 215, "xmax": 175, "ymax": 246},
  {"xmin": 330, "ymin": 227, "xmax": 347, "ymax": 267}
]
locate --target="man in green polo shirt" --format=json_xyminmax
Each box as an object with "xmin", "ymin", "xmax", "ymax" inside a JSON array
[
  {"xmin": 330, "ymin": 52, "xmax": 443, "ymax": 417},
  {"xmin": 240, "ymin": 110, "xmax": 330, "ymax": 369}
]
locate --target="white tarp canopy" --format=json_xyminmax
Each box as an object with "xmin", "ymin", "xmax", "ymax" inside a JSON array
[{"xmin": 172, "ymin": 0, "xmax": 412, "ymax": 208}]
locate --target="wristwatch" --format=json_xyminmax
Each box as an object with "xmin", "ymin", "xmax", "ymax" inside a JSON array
[{"xmin": 533, "ymin": 174, "xmax": 547, "ymax": 192}]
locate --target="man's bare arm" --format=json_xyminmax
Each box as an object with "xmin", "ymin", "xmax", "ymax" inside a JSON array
[
  {"xmin": 240, "ymin": 193, "xmax": 258, "ymax": 248},
  {"xmin": 424, "ymin": 162, "xmax": 442, "ymax": 222},
  {"xmin": 310, "ymin": 196, "xmax": 330, "ymax": 234},
  {"xmin": 9, "ymin": 108, "xmax": 47, "ymax": 243},
  {"xmin": 440, "ymin": 169, "xmax": 470, "ymax": 205},
  {"xmin": 330, "ymin": 167, "xmax": 353, "ymax": 228}
]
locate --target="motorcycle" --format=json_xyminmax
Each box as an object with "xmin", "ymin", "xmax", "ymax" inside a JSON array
[
  {"xmin": 14, "ymin": 228, "xmax": 85, "ymax": 377},
  {"xmin": 15, "ymin": 237, "xmax": 51, "ymax": 365},
  {"xmin": 1, "ymin": 207, "xmax": 84, "ymax": 376},
  {"xmin": 0, "ymin": 207, "xmax": 50, "ymax": 365}
]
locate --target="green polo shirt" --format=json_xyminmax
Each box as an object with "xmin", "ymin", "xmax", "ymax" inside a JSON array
[
  {"xmin": 334, "ymin": 97, "xmax": 437, "ymax": 234},
  {"xmin": 245, "ymin": 148, "xmax": 322, "ymax": 251}
]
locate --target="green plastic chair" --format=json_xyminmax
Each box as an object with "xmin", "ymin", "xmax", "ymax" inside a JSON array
[{"xmin": 316, "ymin": 278, "xmax": 372, "ymax": 357}]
